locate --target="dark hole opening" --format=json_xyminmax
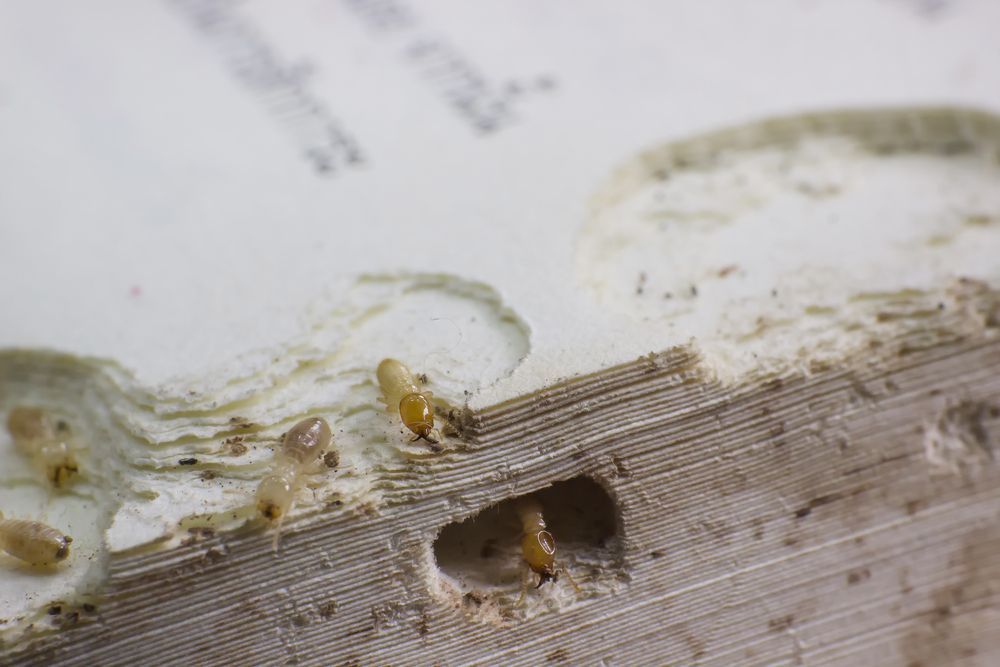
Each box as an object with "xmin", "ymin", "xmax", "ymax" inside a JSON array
[{"xmin": 433, "ymin": 476, "xmax": 622, "ymax": 615}]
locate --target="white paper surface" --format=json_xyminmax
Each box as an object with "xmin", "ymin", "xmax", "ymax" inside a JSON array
[{"xmin": 2, "ymin": 0, "xmax": 999, "ymax": 398}]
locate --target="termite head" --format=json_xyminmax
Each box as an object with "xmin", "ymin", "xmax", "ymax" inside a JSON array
[
  {"xmin": 536, "ymin": 569, "xmax": 558, "ymax": 588},
  {"xmin": 398, "ymin": 393, "xmax": 437, "ymax": 443},
  {"xmin": 49, "ymin": 463, "xmax": 79, "ymax": 488},
  {"xmin": 256, "ymin": 474, "xmax": 294, "ymax": 522},
  {"xmin": 54, "ymin": 535, "xmax": 73, "ymax": 561},
  {"xmin": 522, "ymin": 530, "xmax": 558, "ymax": 587},
  {"xmin": 41, "ymin": 442, "xmax": 78, "ymax": 487}
]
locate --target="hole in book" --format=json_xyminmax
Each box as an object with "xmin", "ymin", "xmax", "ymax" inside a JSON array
[{"xmin": 432, "ymin": 475, "xmax": 624, "ymax": 622}]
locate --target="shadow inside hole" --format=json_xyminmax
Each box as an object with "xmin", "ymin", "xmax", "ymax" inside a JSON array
[{"xmin": 433, "ymin": 476, "xmax": 622, "ymax": 612}]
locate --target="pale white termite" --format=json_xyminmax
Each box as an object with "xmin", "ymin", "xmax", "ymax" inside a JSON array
[
  {"xmin": 376, "ymin": 358, "xmax": 439, "ymax": 443},
  {"xmin": 0, "ymin": 512, "xmax": 73, "ymax": 566},
  {"xmin": 256, "ymin": 416, "xmax": 334, "ymax": 549},
  {"xmin": 6, "ymin": 406, "xmax": 79, "ymax": 488},
  {"xmin": 514, "ymin": 496, "xmax": 579, "ymax": 603}
]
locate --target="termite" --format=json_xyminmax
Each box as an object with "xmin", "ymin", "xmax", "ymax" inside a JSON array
[
  {"xmin": 6, "ymin": 406, "xmax": 79, "ymax": 487},
  {"xmin": 376, "ymin": 358, "xmax": 439, "ymax": 444},
  {"xmin": 514, "ymin": 496, "xmax": 579, "ymax": 603},
  {"xmin": 0, "ymin": 512, "xmax": 73, "ymax": 566},
  {"xmin": 256, "ymin": 416, "xmax": 333, "ymax": 549}
]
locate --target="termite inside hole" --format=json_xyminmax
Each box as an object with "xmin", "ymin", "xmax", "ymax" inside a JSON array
[{"xmin": 432, "ymin": 476, "xmax": 621, "ymax": 614}]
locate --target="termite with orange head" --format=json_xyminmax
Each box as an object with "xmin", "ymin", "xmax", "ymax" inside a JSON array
[
  {"xmin": 376, "ymin": 358, "xmax": 440, "ymax": 445},
  {"xmin": 6, "ymin": 406, "xmax": 80, "ymax": 488},
  {"xmin": 0, "ymin": 512, "xmax": 73, "ymax": 566},
  {"xmin": 514, "ymin": 496, "xmax": 579, "ymax": 603},
  {"xmin": 256, "ymin": 416, "xmax": 334, "ymax": 550}
]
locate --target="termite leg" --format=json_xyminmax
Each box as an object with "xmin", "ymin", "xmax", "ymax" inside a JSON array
[
  {"xmin": 562, "ymin": 567, "xmax": 582, "ymax": 595},
  {"xmin": 410, "ymin": 431, "xmax": 441, "ymax": 444},
  {"xmin": 516, "ymin": 567, "xmax": 531, "ymax": 607},
  {"xmin": 271, "ymin": 508, "xmax": 289, "ymax": 554}
]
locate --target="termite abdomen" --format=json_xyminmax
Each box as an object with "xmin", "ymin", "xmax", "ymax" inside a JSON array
[{"xmin": 280, "ymin": 417, "xmax": 332, "ymax": 465}]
